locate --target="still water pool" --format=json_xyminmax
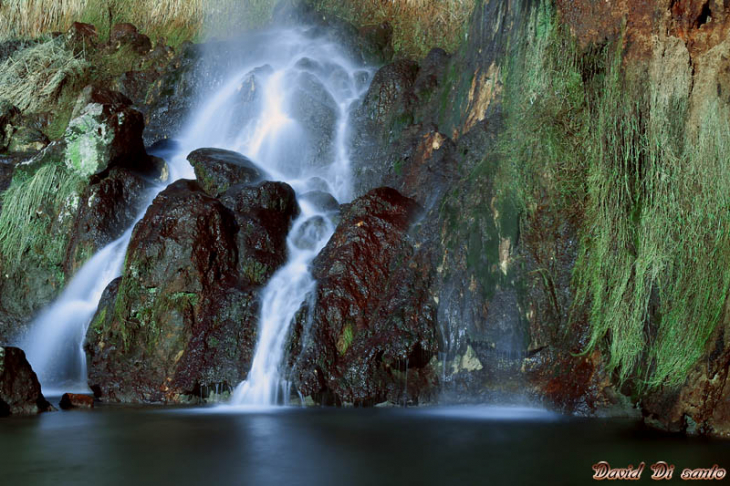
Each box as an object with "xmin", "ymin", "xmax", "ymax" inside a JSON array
[{"xmin": 1, "ymin": 404, "xmax": 728, "ymax": 485}]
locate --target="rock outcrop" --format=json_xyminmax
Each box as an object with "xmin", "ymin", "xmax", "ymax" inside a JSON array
[
  {"xmin": 0, "ymin": 346, "xmax": 53, "ymax": 416},
  {"xmin": 292, "ymin": 187, "xmax": 439, "ymax": 406},
  {"xmin": 86, "ymin": 154, "xmax": 300, "ymax": 402}
]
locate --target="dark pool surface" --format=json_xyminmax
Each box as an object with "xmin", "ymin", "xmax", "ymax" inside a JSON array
[{"xmin": 1, "ymin": 403, "xmax": 728, "ymax": 485}]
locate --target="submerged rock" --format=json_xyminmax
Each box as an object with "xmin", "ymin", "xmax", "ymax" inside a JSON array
[
  {"xmin": 292, "ymin": 187, "xmax": 439, "ymax": 405},
  {"xmin": 188, "ymin": 148, "xmax": 266, "ymax": 197},
  {"xmin": 0, "ymin": 346, "xmax": 53, "ymax": 416}
]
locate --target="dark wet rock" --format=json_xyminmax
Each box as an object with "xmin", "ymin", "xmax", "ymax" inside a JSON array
[
  {"xmin": 0, "ymin": 40, "xmax": 30, "ymax": 64},
  {"xmin": 85, "ymin": 180, "xmax": 242, "ymax": 402},
  {"xmin": 188, "ymin": 148, "xmax": 266, "ymax": 197},
  {"xmin": 359, "ymin": 23, "xmax": 394, "ymax": 62},
  {"xmin": 147, "ymin": 138, "xmax": 181, "ymax": 155},
  {"xmin": 0, "ymin": 157, "xmax": 15, "ymax": 202},
  {"xmin": 360, "ymin": 60, "xmax": 419, "ymax": 125},
  {"xmin": 59, "ymin": 393, "xmax": 94, "ymax": 409},
  {"xmin": 220, "ymin": 181, "xmax": 299, "ymax": 286},
  {"xmin": 65, "ymin": 167, "xmax": 152, "ymax": 274},
  {"xmin": 112, "ymin": 40, "xmax": 174, "ymax": 112},
  {"xmin": 411, "ymin": 48, "xmax": 451, "ymax": 119},
  {"xmin": 292, "ymin": 187, "xmax": 438, "ymax": 405},
  {"xmin": 300, "ymin": 191, "xmax": 339, "ymax": 213},
  {"xmin": 110, "ymin": 23, "xmax": 152, "ymax": 55},
  {"xmin": 0, "ymin": 101, "xmax": 21, "ymax": 152},
  {"xmin": 64, "ymin": 86, "xmax": 156, "ymax": 177},
  {"xmin": 143, "ymin": 42, "xmax": 202, "ymax": 144},
  {"xmin": 355, "ymin": 124, "xmax": 457, "ymax": 206},
  {"xmin": 350, "ymin": 64, "xmax": 450, "ymax": 199},
  {"xmin": 7, "ymin": 126, "xmax": 49, "ymax": 153},
  {"xmin": 144, "ymin": 41, "xmax": 240, "ymax": 144},
  {"xmin": 85, "ymin": 178, "xmax": 297, "ymax": 403},
  {"xmin": 114, "ymin": 70, "xmax": 160, "ymax": 107},
  {"xmin": 272, "ymin": 2, "xmax": 392, "ymax": 65},
  {"xmin": 0, "ymin": 346, "xmax": 53, "ymax": 416}
]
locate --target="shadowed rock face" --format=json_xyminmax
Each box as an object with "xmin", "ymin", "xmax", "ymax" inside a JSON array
[
  {"xmin": 85, "ymin": 177, "xmax": 299, "ymax": 403},
  {"xmin": 65, "ymin": 167, "xmax": 152, "ymax": 275},
  {"xmin": 0, "ymin": 346, "xmax": 52, "ymax": 416},
  {"xmin": 291, "ymin": 187, "xmax": 439, "ymax": 406}
]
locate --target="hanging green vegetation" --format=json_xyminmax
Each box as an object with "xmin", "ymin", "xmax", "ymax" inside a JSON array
[
  {"xmin": 502, "ymin": 0, "xmax": 730, "ymax": 389},
  {"xmin": 0, "ymin": 163, "xmax": 84, "ymax": 270}
]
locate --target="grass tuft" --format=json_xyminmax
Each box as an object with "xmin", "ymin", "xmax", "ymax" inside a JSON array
[
  {"xmin": 304, "ymin": 0, "xmax": 476, "ymax": 58},
  {"xmin": 0, "ymin": 163, "xmax": 84, "ymax": 269},
  {"xmin": 0, "ymin": 37, "xmax": 89, "ymax": 113}
]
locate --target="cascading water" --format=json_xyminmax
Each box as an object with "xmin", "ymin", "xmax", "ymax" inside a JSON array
[
  {"xmin": 18, "ymin": 27, "xmax": 371, "ymax": 403},
  {"xmin": 18, "ymin": 156, "xmax": 191, "ymax": 395}
]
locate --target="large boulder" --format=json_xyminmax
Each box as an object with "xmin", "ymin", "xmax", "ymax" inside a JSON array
[
  {"xmin": 85, "ymin": 178, "xmax": 299, "ymax": 403},
  {"xmin": 0, "ymin": 346, "xmax": 53, "ymax": 416},
  {"xmin": 292, "ymin": 187, "xmax": 439, "ymax": 405},
  {"xmin": 85, "ymin": 180, "xmax": 240, "ymax": 402},
  {"xmin": 359, "ymin": 60, "xmax": 419, "ymax": 125},
  {"xmin": 188, "ymin": 148, "xmax": 266, "ymax": 197}
]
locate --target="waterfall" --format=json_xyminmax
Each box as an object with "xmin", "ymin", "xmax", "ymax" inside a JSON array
[{"xmin": 18, "ymin": 27, "xmax": 371, "ymax": 402}]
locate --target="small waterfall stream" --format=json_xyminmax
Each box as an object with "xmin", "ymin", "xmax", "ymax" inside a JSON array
[{"xmin": 18, "ymin": 27, "xmax": 371, "ymax": 404}]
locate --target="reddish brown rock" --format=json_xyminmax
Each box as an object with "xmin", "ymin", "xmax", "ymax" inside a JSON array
[
  {"xmin": 292, "ymin": 187, "xmax": 439, "ymax": 405},
  {"xmin": 59, "ymin": 393, "xmax": 94, "ymax": 409},
  {"xmin": 85, "ymin": 179, "xmax": 299, "ymax": 403}
]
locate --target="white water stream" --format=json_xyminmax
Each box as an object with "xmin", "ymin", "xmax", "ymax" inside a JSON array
[{"xmin": 18, "ymin": 27, "xmax": 372, "ymax": 404}]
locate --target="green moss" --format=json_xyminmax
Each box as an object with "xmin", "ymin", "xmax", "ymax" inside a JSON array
[
  {"xmin": 90, "ymin": 308, "xmax": 108, "ymax": 335},
  {"xmin": 242, "ymin": 260, "xmax": 268, "ymax": 286},
  {"xmin": 336, "ymin": 323, "xmax": 354, "ymax": 355},
  {"xmin": 393, "ymin": 159, "xmax": 403, "ymax": 176}
]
